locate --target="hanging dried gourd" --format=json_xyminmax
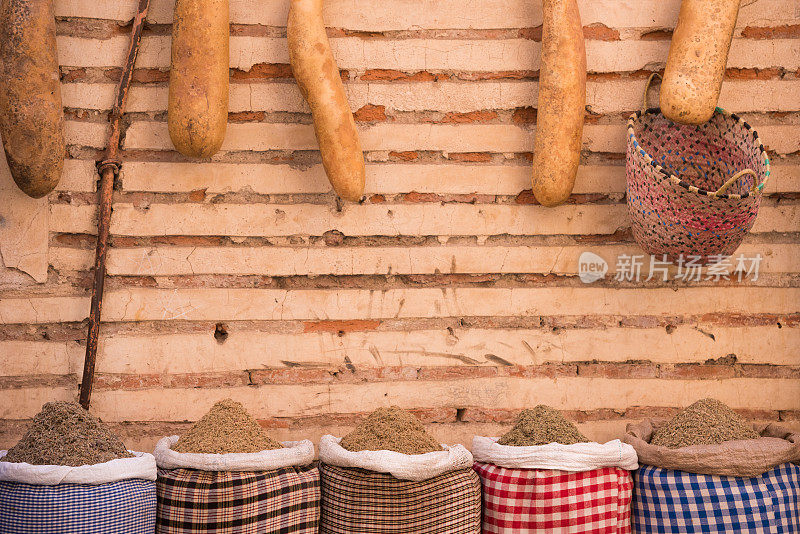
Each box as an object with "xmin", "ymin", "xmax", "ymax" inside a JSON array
[
  {"xmin": 0, "ymin": 0, "xmax": 65, "ymax": 198},
  {"xmin": 168, "ymin": 0, "xmax": 229, "ymax": 158},
  {"xmin": 531, "ymin": 0, "xmax": 586, "ymax": 207},
  {"xmin": 660, "ymin": 0, "xmax": 741, "ymax": 125},
  {"xmin": 288, "ymin": 0, "xmax": 366, "ymax": 202}
]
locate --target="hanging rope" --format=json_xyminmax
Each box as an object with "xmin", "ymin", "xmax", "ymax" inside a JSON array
[{"xmin": 80, "ymin": 0, "xmax": 151, "ymax": 409}]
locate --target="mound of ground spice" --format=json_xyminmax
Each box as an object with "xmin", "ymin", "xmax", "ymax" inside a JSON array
[
  {"xmin": 651, "ymin": 398, "xmax": 760, "ymax": 448},
  {"xmin": 3, "ymin": 401, "xmax": 132, "ymax": 466},
  {"xmin": 172, "ymin": 399, "xmax": 283, "ymax": 454},
  {"xmin": 498, "ymin": 405, "xmax": 589, "ymax": 446},
  {"xmin": 340, "ymin": 406, "xmax": 442, "ymax": 454}
]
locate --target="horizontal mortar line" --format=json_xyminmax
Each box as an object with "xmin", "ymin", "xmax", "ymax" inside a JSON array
[
  {"xmin": 20, "ymin": 276, "xmax": 800, "ymax": 292},
  {"xmin": 0, "ymin": 314, "xmax": 795, "ymax": 338},
  {"xmin": 2, "ymin": 364, "xmax": 800, "ymax": 390},
  {"xmin": 52, "ymin": 24, "xmax": 800, "ymax": 40}
]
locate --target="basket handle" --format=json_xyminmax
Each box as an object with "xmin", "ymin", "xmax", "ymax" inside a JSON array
[
  {"xmin": 714, "ymin": 169, "xmax": 760, "ymax": 196},
  {"xmin": 642, "ymin": 72, "xmax": 662, "ymax": 112}
]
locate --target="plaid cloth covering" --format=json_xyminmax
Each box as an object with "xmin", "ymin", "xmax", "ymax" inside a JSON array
[
  {"xmin": 633, "ymin": 463, "xmax": 800, "ymax": 533},
  {"xmin": 474, "ymin": 462, "xmax": 633, "ymax": 533},
  {"xmin": 156, "ymin": 463, "xmax": 320, "ymax": 534},
  {"xmin": 319, "ymin": 463, "xmax": 482, "ymax": 533},
  {"xmin": 0, "ymin": 478, "xmax": 156, "ymax": 534}
]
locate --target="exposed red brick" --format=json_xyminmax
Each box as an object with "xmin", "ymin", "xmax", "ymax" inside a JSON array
[
  {"xmin": 249, "ymin": 368, "xmax": 332, "ymax": 385},
  {"xmin": 512, "ymin": 106, "xmax": 537, "ymax": 124},
  {"xmin": 418, "ymin": 366, "xmax": 498, "ymax": 380},
  {"xmin": 369, "ymin": 194, "xmax": 386, "ymax": 203},
  {"xmin": 587, "ymin": 72, "xmax": 625, "ymax": 81},
  {"xmin": 660, "ymin": 364, "xmax": 737, "ymax": 380},
  {"xmin": 353, "ymin": 104, "xmax": 387, "ymax": 122},
  {"xmin": 322, "ymin": 230, "xmax": 345, "ymax": 246},
  {"xmin": 60, "ymin": 67, "xmax": 86, "ymax": 83},
  {"xmin": 441, "ymin": 110, "xmax": 498, "ymax": 124},
  {"xmin": 402, "ymin": 192, "xmax": 479, "ymax": 203},
  {"xmin": 504, "ymin": 363, "xmax": 577, "ymax": 378},
  {"xmin": 360, "ymin": 69, "xmax": 438, "ymax": 82},
  {"xmin": 329, "ymin": 28, "xmax": 384, "ymax": 38},
  {"xmin": 738, "ymin": 365, "xmax": 800, "ymax": 379},
  {"xmin": 100, "ymin": 67, "xmax": 169, "ymax": 83},
  {"xmin": 725, "ymin": 67, "xmax": 783, "ymax": 80},
  {"xmin": 578, "ymin": 362, "xmax": 658, "ymax": 379},
  {"xmin": 230, "ymin": 63, "xmax": 294, "ymax": 80},
  {"xmin": 187, "ymin": 189, "xmax": 206, "ymax": 202},
  {"xmin": 640, "ymin": 29, "xmax": 672, "ymax": 40},
  {"xmin": 388, "ymin": 151, "xmax": 419, "ymax": 161},
  {"xmin": 740, "ymin": 25, "xmax": 800, "ymax": 39},
  {"xmin": 583, "ymin": 23, "xmax": 620, "ymax": 41},
  {"xmin": 447, "ymin": 152, "xmax": 492, "ymax": 163},
  {"xmin": 515, "ymin": 190, "xmax": 538, "ymax": 205},
  {"xmin": 228, "ymin": 111, "xmax": 266, "ymax": 122},
  {"xmin": 303, "ymin": 319, "xmax": 381, "ymax": 333},
  {"xmin": 519, "ymin": 26, "xmax": 542, "ymax": 41},
  {"xmin": 0, "ymin": 374, "xmax": 76, "ymax": 389},
  {"xmin": 460, "ymin": 71, "xmax": 538, "ymax": 81}
]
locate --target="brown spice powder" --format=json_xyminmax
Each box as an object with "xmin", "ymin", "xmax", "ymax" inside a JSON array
[
  {"xmin": 651, "ymin": 398, "xmax": 760, "ymax": 448},
  {"xmin": 172, "ymin": 399, "xmax": 283, "ymax": 454},
  {"xmin": 498, "ymin": 405, "xmax": 589, "ymax": 446},
  {"xmin": 340, "ymin": 406, "xmax": 442, "ymax": 454},
  {"xmin": 4, "ymin": 401, "xmax": 132, "ymax": 466}
]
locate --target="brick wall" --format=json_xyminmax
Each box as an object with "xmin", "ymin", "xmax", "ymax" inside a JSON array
[{"xmin": 1, "ymin": 0, "xmax": 798, "ymax": 451}]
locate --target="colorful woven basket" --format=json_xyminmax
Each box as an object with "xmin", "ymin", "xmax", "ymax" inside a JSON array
[{"xmin": 626, "ymin": 75, "xmax": 769, "ymax": 263}]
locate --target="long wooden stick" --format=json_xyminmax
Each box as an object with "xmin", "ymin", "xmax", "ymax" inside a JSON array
[{"xmin": 80, "ymin": 0, "xmax": 150, "ymax": 410}]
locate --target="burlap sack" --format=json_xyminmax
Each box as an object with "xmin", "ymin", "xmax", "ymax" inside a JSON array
[{"xmin": 624, "ymin": 421, "xmax": 800, "ymax": 477}]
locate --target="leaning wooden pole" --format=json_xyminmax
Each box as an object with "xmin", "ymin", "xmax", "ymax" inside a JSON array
[{"xmin": 80, "ymin": 0, "xmax": 150, "ymax": 409}]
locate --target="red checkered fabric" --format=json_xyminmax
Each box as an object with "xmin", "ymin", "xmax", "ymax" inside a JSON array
[{"xmin": 474, "ymin": 462, "xmax": 633, "ymax": 534}]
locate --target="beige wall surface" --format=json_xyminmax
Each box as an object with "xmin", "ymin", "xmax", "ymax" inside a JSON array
[{"xmin": 1, "ymin": 0, "xmax": 799, "ymax": 451}]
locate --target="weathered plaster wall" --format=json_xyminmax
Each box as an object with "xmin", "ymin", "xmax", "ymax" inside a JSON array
[{"xmin": 1, "ymin": 0, "xmax": 798, "ymax": 450}]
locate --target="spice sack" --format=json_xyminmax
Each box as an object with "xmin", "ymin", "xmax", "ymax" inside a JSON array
[
  {"xmin": 318, "ymin": 406, "xmax": 481, "ymax": 534},
  {"xmin": 0, "ymin": 402, "xmax": 157, "ymax": 534},
  {"xmin": 154, "ymin": 399, "xmax": 320, "ymax": 534},
  {"xmin": 624, "ymin": 399, "xmax": 800, "ymax": 533},
  {"xmin": 472, "ymin": 406, "xmax": 639, "ymax": 534}
]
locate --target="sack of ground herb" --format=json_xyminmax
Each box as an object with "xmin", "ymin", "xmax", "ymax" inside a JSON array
[
  {"xmin": 154, "ymin": 399, "xmax": 320, "ymax": 534},
  {"xmin": 473, "ymin": 405, "xmax": 638, "ymax": 534},
  {"xmin": 625, "ymin": 398, "xmax": 800, "ymax": 533},
  {"xmin": 318, "ymin": 406, "xmax": 481, "ymax": 534},
  {"xmin": 0, "ymin": 402, "xmax": 157, "ymax": 534}
]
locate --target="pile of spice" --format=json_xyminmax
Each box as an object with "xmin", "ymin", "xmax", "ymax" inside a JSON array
[
  {"xmin": 340, "ymin": 406, "xmax": 442, "ymax": 454},
  {"xmin": 172, "ymin": 398, "xmax": 283, "ymax": 454},
  {"xmin": 498, "ymin": 405, "xmax": 589, "ymax": 446},
  {"xmin": 3, "ymin": 401, "xmax": 132, "ymax": 466},
  {"xmin": 651, "ymin": 398, "xmax": 759, "ymax": 448}
]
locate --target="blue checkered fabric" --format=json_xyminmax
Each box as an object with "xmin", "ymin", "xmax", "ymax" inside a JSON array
[
  {"xmin": 0, "ymin": 478, "xmax": 156, "ymax": 534},
  {"xmin": 633, "ymin": 462, "xmax": 800, "ymax": 533}
]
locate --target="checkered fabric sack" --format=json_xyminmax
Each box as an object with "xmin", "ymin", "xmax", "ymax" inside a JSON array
[
  {"xmin": 633, "ymin": 463, "xmax": 800, "ymax": 533},
  {"xmin": 474, "ymin": 463, "xmax": 634, "ymax": 534},
  {"xmin": 0, "ymin": 478, "xmax": 156, "ymax": 534},
  {"xmin": 319, "ymin": 463, "xmax": 482, "ymax": 534},
  {"xmin": 157, "ymin": 463, "xmax": 320, "ymax": 534}
]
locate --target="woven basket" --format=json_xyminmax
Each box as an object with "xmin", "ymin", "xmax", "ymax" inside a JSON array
[{"xmin": 626, "ymin": 75, "xmax": 770, "ymax": 263}]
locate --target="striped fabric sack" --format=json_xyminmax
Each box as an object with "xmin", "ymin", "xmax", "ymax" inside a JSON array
[
  {"xmin": 319, "ymin": 463, "xmax": 482, "ymax": 534},
  {"xmin": 474, "ymin": 463, "xmax": 634, "ymax": 534},
  {"xmin": 156, "ymin": 464, "xmax": 320, "ymax": 534},
  {"xmin": 0, "ymin": 478, "xmax": 156, "ymax": 534},
  {"xmin": 633, "ymin": 463, "xmax": 800, "ymax": 533}
]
